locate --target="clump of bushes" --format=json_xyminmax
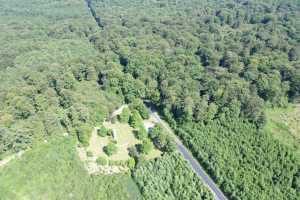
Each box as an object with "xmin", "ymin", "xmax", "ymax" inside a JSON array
[
  {"xmin": 134, "ymin": 126, "xmax": 148, "ymax": 140},
  {"xmin": 139, "ymin": 139, "xmax": 154, "ymax": 155},
  {"xmin": 97, "ymin": 126, "xmax": 113, "ymax": 137},
  {"xmin": 103, "ymin": 142, "xmax": 118, "ymax": 156},
  {"xmin": 129, "ymin": 99, "xmax": 149, "ymax": 119},
  {"xmin": 149, "ymin": 124, "xmax": 176, "ymax": 152},
  {"xmin": 97, "ymin": 126, "xmax": 108, "ymax": 137},
  {"xmin": 129, "ymin": 110, "xmax": 143, "ymax": 128}
]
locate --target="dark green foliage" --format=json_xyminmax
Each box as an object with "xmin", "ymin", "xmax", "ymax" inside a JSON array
[
  {"xmin": 177, "ymin": 119, "xmax": 300, "ymax": 200},
  {"xmin": 97, "ymin": 126, "xmax": 108, "ymax": 137},
  {"xmin": 0, "ymin": 0, "xmax": 122, "ymax": 156},
  {"xmin": 149, "ymin": 124, "xmax": 176, "ymax": 152},
  {"xmin": 103, "ymin": 142, "xmax": 118, "ymax": 156},
  {"xmin": 133, "ymin": 153, "xmax": 214, "ymax": 200},
  {"xmin": 1, "ymin": 0, "xmax": 300, "ymax": 199},
  {"xmin": 90, "ymin": 0, "xmax": 300, "ymax": 126}
]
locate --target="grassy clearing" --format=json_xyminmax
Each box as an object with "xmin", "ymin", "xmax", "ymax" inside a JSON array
[
  {"xmin": 265, "ymin": 104, "xmax": 300, "ymax": 157},
  {"xmin": 90, "ymin": 121, "xmax": 161, "ymax": 162},
  {"xmin": 102, "ymin": 122, "xmax": 139, "ymax": 160},
  {"xmin": 0, "ymin": 136, "xmax": 141, "ymax": 200}
]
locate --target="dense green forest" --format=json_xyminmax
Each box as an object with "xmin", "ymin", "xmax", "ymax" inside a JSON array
[
  {"xmin": 0, "ymin": 0, "xmax": 122, "ymax": 156},
  {"xmin": 1, "ymin": 0, "xmax": 300, "ymax": 199},
  {"xmin": 0, "ymin": 0, "xmax": 214, "ymax": 199},
  {"xmin": 88, "ymin": 0, "xmax": 300, "ymax": 199},
  {"xmin": 133, "ymin": 152, "xmax": 213, "ymax": 200}
]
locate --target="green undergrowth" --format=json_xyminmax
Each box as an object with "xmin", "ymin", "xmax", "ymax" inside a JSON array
[
  {"xmin": 265, "ymin": 104, "xmax": 300, "ymax": 158},
  {"xmin": 0, "ymin": 136, "xmax": 141, "ymax": 200}
]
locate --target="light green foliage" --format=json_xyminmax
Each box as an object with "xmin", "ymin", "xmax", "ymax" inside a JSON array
[
  {"xmin": 0, "ymin": 137, "xmax": 141, "ymax": 200},
  {"xmin": 98, "ymin": 126, "xmax": 108, "ymax": 137},
  {"xmin": 118, "ymin": 107, "xmax": 131, "ymax": 123},
  {"xmin": 129, "ymin": 110, "xmax": 143, "ymax": 128},
  {"xmin": 103, "ymin": 142, "xmax": 118, "ymax": 156},
  {"xmin": 134, "ymin": 126, "xmax": 148, "ymax": 140},
  {"xmin": 139, "ymin": 139, "xmax": 154, "ymax": 155},
  {"xmin": 76, "ymin": 123, "xmax": 92, "ymax": 147},
  {"xmin": 127, "ymin": 158, "xmax": 136, "ymax": 169},
  {"xmin": 130, "ymin": 99, "xmax": 150, "ymax": 119},
  {"xmin": 264, "ymin": 105, "xmax": 300, "ymax": 157},
  {"xmin": 133, "ymin": 153, "xmax": 214, "ymax": 200}
]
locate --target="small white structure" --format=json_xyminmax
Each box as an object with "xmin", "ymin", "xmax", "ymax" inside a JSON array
[{"xmin": 112, "ymin": 129, "xmax": 117, "ymax": 141}]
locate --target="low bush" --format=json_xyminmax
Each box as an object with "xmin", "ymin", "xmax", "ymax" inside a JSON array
[
  {"xmin": 96, "ymin": 156, "xmax": 107, "ymax": 165},
  {"xmin": 103, "ymin": 142, "xmax": 118, "ymax": 156}
]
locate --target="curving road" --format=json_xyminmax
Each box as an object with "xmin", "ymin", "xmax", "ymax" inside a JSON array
[{"xmin": 148, "ymin": 106, "xmax": 227, "ymax": 200}]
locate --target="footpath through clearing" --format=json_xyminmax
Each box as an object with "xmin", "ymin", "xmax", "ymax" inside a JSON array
[{"xmin": 147, "ymin": 105, "xmax": 228, "ymax": 200}]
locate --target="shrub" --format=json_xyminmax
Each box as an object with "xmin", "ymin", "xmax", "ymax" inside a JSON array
[
  {"xmin": 150, "ymin": 124, "xmax": 176, "ymax": 152},
  {"xmin": 96, "ymin": 156, "xmax": 107, "ymax": 165},
  {"xmin": 130, "ymin": 99, "xmax": 149, "ymax": 119},
  {"xmin": 129, "ymin": 110, "xmax": 143, "ymax": 128},
  {"xmin": 149, "ymin": 124, "xmax": 163, "ymax": 140},
  {"xmin": 103, "ymin": 142, "xmax": 118, "ymax": 156},
  {"xmin": 76, "ymin": 123, "xmax": 92, "ymax": 147},
  {"xmin": 118, "ymin": 107, "xmax": 131, "ymax": 123},
  {"xmin": 127, "ymin": 158, "xmax": 136, "ymax": 169},
  {"xmin": 107, "ymin": 129, "xmax": 113, "ymax": 136},
  {"xmin": 134, "ymin": 126, "xmax": 147, "ymax": 140},
  {"xmin": 108, "ymin": 160, "xmax": 127, "ymax": 167},
  {"xmin": 97, "ymin": 126, "xmax": 108, "ymax": 137},
  {"xmin": 140, "ymin": 139, "xmax": 154, "ymax": 155}
]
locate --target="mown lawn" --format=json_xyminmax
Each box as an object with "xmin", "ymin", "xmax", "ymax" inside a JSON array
[{"xmin": 0, "ymin": 136, "xmax": 140, "ymax": 200}]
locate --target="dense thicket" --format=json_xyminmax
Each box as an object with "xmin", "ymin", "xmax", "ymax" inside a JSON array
[
  {"xmin": 133, "ymin": 152, "xmax": 213, "ymax": 200},
  {"xmin": 177, "ymin": 119, "xmax": 300, "ymax": 199}
]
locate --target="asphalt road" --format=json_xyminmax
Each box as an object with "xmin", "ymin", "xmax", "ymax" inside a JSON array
[{"xmin": 148, "ymin": 107, "xmax": 227, "ymax": 200}]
